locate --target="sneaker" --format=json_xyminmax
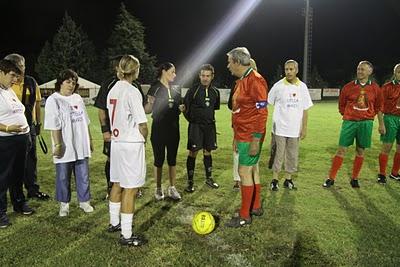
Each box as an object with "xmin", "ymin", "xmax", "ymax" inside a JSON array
[
  {"xmin": 0, "ymin": 213, "xmax": 11, "ymax": 229},
  {"xmin": 283, "ymin": 179, "xmax": 296, "ymax": 190},
  {"xmin": 205, "ymin": 178, "xmax": 219, "ymax": 189},
  {"xmin": 225, "ymin": 216, "xmax": 252, "ymax": 228},
  {"xmin": 154, "ymin": 187, "xmax": 164, "ymax": 201},
  {"xmin": 27, "ymin": 191, "xmax": 50, "ymax": 201},
  {"xmin": 323, "ymin": 178, "xmax": 335, "ymax": 188},
  {"xmin": 14, "ymin": 202, "xmax": 34, "ymax": 215},
  {"xmin": 59, "ymin": 202, "xmax": 69, "ymax": 217},
  {"xmin": 377, "ymin": 174, "xmax": 387, "ymax": 184},
  {"xmin": 185, "ymin": 181, "xmax": 194, "ymax": 193},
  {"xmin": 350, "ymin": 179, "xmax": 360, "ymax": 188},
  {"xmin": 120, "ymin": 234, "xmax": 147, "ymax": 246},
  {"xmin": 233, "ymin": 181, "xmax": 240, "ymax": 191},
  {"xmin": 79, "ymin": 201, "xmax": 94, "ymax": 213},
  {"xmin": 270, "ymin": 179, "xmax": 279, "ymax": 191},
  {"xmin": 185, "ymin": 181, "xmax": 195, "ymax": 193},
  {"xmin": 250, "ymin": 208, "xmax": 264, "ymax": 217},
  {"xmin": 107, "ymin": 223, "xmax": 121, "ymax": 233},
  {"xmin": 389, "ymin": 173, "xmax": 400, "ymax": 181},
  {"xmin": 167, "ymin": 186, "xmax": 181, "ymax": 200}
]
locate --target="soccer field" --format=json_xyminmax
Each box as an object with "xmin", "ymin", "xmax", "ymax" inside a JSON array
[{"xmin": 1, "ymin": 101, "xmax": 400, "ymax": 266}]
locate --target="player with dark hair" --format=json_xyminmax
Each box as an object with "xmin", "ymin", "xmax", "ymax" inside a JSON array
[
  {"xmin": 144, "ymin": 62, "xmax": 184, "ymax": 201},
  {"xmin": 184, "ymin": 64, "xmax": 220, "ymax": 192}
]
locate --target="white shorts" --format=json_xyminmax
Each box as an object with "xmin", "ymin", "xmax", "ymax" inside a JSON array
[{"xmin": 110, "ymin": 141, "xmax": 146, "ymax": 188}]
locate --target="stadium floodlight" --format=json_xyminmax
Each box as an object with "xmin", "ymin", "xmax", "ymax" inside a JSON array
[{"xmin": 176, "ymin": 0, "xmax": 262, "ymax": 86}]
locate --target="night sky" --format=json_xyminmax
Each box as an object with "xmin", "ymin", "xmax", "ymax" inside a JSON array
[{"xmin": 2, "ymin": 0, "xmax": 399, "ymax": 86}]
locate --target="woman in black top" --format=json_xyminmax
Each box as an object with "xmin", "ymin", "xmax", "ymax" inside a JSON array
[{"xmin": 145, "ymin": 63, "xmax": 184, "ymax": 201}]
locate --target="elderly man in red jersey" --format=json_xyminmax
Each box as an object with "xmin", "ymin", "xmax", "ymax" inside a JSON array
[
  {"xmin": 323, "ymin": 61, "xmax": 383, "ymax": 188},
  {"xmin": 377, "ymin": 63, "xmax": 400, "ymax": 184},
  {"xmin": 225, "ymin": 47, "xmax": 268, "ymax": 227}
]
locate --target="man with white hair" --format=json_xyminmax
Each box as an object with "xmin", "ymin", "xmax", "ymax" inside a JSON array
[
  {"xmin": 377, "ymin": 63, "xmax": 400, "ymax": 183},
  {"xmin": 225, "ymin": 47, "xmax": 268, "ymax": 227},
  {"xmin": 323, "ymin": 61, "xmax": 382, "ymax": 188},
  {"xmin": 268, "ymin": 60, "xmax": 313, "ymax": 191}
]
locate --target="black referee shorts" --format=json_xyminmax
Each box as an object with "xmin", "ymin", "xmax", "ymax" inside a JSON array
[{"xmin": 187, "ymin": 123, "xmax": 217, "ymax": 152}]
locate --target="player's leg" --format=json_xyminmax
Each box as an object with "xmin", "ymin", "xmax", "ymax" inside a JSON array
[
  {"xmin": 271, "ymin": 135, "xmax": 286, "ymax": 191},
  {"xmin": 203, "ymin": 123, "xmax": 218, "ymax": 189},
  {"xmin": 166, "ymin": 131, "xmax": 181, "ymax": 200},
  {"xmin": 283, "ymin": 137, "xmax": 299, "ymax": 189}
]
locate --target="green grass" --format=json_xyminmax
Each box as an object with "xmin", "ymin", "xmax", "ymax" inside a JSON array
[{"xmin": 1, "ymin": 102, "xmax": 400, "ymax": 266}]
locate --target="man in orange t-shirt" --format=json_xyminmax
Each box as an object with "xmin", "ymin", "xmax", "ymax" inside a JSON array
[
  {"xmin": 377, "ymin": 63, "xmax": 400, "ymax": 183},
  {"xmin": 225, "ymin": 47, "xmax": 268, "ymax": 227},
  {"xmin": 323, "ymin": 61, "xmax": 383, "ymax": 188}
]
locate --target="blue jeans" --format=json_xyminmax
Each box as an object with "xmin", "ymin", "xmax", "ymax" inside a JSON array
[{"xmin": 55, "ymin": 159, "xmax": 91, "ymax": 203}]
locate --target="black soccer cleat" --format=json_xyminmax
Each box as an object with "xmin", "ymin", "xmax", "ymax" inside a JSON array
[
  {"xmin": 120, "ymin": 234, "xmax": 147, "ymax": 246},
  {"xmin": 250, "ymin": 208, "xmax": 264, "ymax": 217},
  {"xmin": 205, "ymin": 178, "xmax": 219, "ymax": 189},
  {"xmin": 389, "ymin": 173, "xmax": 400, "ymax": 181},
  {"xmin": 283, "ymin": 179, "xmax": 296, "ymax": 190},
  {"xmin": 107, "ymin": 223, "xmax": 121, "ymax": 233},
  {"xmin": 323, "ymin": 178, "xmax": 335, "ymax": 188},
  {"xmin": 270, "ymin": 179, "xmax": 279, "ymax": 191},
  {"xmin": 185, "ymin": 181, "xmax": 195, "ymax": 193},
  {"xmin": 225, "ymin": 216, "xmax": 252, "ymax": 228},
  {"xmin": 350, "ymin": 179, "xmax": 360, "ymax": 188},
  {"xmin": 377, "ymin": 174, "xmax": 386, "ymax": 184}
]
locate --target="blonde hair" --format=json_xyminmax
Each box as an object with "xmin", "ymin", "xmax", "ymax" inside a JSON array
[{"xmin": 116, "ymin": 55, "xmax": 140, "ymax": 80}]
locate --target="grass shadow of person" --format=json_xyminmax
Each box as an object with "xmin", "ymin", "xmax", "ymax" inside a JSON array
[{"xmin": 331, "ymin": 189, "xmax": 400, "ymax": 265}]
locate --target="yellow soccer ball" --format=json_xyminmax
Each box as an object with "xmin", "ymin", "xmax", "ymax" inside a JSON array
[{"xmin": 192, "ymin": 211, "xmax": 215, "ymax": 235}]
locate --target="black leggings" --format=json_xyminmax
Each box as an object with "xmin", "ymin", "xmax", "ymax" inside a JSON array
[{"xmin": 151, "ymin": 127, "xmax": 180, "ymax": 168}]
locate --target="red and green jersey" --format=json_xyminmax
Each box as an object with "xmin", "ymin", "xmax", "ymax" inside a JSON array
[
  {"xmin": 232, "ymin": 68, "xmax": 268, "ymax": 142},
  {"xmin": 380, "ymin": 80, "xmax": 400, "ymax": 116},
  {"xmin": 338, "ymin": 80, "xmax": 382, "ymax": 121}
]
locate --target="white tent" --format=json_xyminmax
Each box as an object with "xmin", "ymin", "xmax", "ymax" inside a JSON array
[{"xmin": 39, "ymin": 77, "xmax": 100, "ymax": 105}]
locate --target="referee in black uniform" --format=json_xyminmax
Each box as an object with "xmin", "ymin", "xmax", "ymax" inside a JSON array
[
  {"xmin": 184, "ymin": 64, "xmax": 220, "ymax": 192},
  {"xmin": 94, "ymin": 56, "xmax": 145, "ymax": 198}
]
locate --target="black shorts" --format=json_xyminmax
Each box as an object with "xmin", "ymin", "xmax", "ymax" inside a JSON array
[{"xmin": 187, "ymin": 123, "xmax": 217, "ymax": 152}]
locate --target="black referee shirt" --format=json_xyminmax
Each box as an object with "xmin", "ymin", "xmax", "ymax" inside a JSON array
[{"xmin": 184, "ymin": 84, "xmax": 220, "ymax": 124}]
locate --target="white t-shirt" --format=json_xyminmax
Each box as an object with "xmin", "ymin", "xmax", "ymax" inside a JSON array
[
  {"xmin": 268, "ymin": 78, "xmax": 313, "ymax": 138},
  {"xmin": 44, "ymin": 92, "xmax": 91, "ymax": 163},
  {"xmin": 0, "ymin": 88, "xmax": 29, "ymax": 136},
  {"xmin": 107, "ymin": 80, "xmax": 147, "ymax": 143}
]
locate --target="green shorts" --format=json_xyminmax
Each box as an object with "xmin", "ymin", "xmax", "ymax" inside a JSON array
[
  {"xmin": 237, "ymin": 141, "xmax": 263, "ymax": 166},
  {"xmin": 381, "ymin": 114, "xmax": 400, "ymax": 144},
  {"xmin": 338, "ymin": 120, "xmax": 373, "ymax": 148}
]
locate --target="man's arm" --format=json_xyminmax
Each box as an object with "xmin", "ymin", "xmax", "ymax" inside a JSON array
[
  {"xmin": 300, "ymin": 110, "xmax": 308, "ymax": 139},
  {"xmin": 139, "ymin": 123, "xmax": 148, "ymax": 143},
  {"xmin": 98, "ymin": 109, "xmax": 111, "ymax": 142}
]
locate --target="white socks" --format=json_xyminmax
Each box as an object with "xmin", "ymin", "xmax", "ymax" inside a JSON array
[
  {"xmin": 109, "ymin": 201, "xmax": 121, "ymax": 226},
  {"xmin": 121, "ymin": 213, "xmax": 133, "ymax": 239}
]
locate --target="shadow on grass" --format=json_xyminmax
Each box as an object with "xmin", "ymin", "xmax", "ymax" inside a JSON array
[
  {"xmin": 331, "ymin": 190, "xmax": 400, "ymax": 265},
  {"xmin": 384, "ymin": 182, "xmax": 400, "ymax": 202}
]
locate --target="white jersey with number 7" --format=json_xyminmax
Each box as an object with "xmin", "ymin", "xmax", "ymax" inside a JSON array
[{"xmin": 107, "ymin": 80, "xmax": 147, "ymax": 143}]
